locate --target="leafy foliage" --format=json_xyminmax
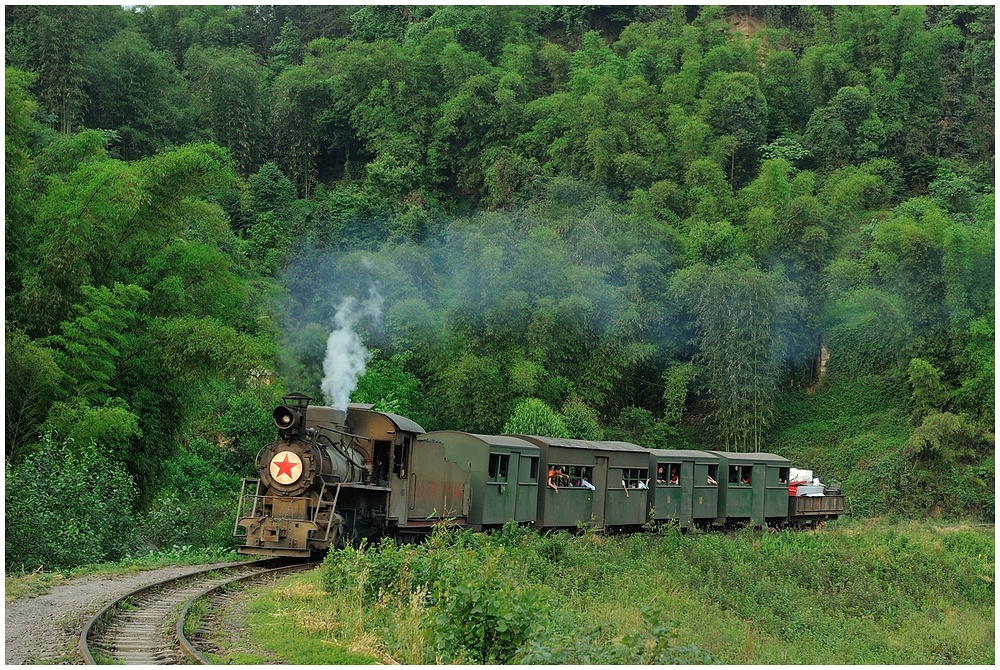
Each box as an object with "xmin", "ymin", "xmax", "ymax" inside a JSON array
[
  {"xmin": 5, "ymin": 434, "xmax": 138, "ymax": 571},
  {"xmin": 503, "ymin": 398, "xmax": 569, "ymax": 438}
]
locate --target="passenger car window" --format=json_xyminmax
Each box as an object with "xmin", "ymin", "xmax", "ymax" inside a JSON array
[{"xmin": 488, "ymin": 453, "xmax": 509, "ymax": 482}]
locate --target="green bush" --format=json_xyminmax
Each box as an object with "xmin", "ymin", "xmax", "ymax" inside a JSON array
[
  {"xmin": 430, "ymin": 552, "xmax": 549, "ymax": 664},
  {"xmin": 133, "ymin": 437, "xmax": 243, "ymax": 551},
  {"xmin": 516, "ymin": 605, "xmax": 715, "ymax": 664},
  {"xmin": 5, "ymin": 434, "xmax": 138, "ymax": 570},
  {"xmin": 321, "ymin": 525, "xmax": 554, "ymax": 663}
]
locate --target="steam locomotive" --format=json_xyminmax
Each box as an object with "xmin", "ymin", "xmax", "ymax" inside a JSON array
[{"xmin": 235, "ymin": 394, "xmax": 844, "ymax": 557}]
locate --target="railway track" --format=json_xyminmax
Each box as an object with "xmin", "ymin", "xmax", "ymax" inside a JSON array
[{"xmin": 79, "ymin": 560, "xmax": 314, "ymax": 665}]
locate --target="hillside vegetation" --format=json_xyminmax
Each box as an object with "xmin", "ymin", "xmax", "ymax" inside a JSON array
[{"xmin": 4, "ymin": 5, "xmax": 994, "ymax": 571}]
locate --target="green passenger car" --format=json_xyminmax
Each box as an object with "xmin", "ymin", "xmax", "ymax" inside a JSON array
[
  {"xmin": 708, "ymin": 451, "xmax": 791, "ymax": 527},
  {"xmin": 415, "ymin": 432, "xmax": 540, "ymax": 530},
  {"xmin": 512, "ymin": 436, "xmax": 650, "ymax": 530},
  {"xmin": 646, "ymin": 449, "xmax": 721, "ymax": 528}
]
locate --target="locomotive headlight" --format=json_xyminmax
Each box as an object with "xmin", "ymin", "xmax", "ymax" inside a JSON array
[
  {"xmin": 273, "ymin": 406, "xmax": 297, "ymax": 429},
  {"xmin": 269, "ymin": 450, "xmax": 304, "ymax": 485}
]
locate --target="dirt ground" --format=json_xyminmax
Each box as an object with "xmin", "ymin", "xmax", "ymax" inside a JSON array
[{"xmin": 3, "ymin": 561, "xmax": 244, "ymax": 664}]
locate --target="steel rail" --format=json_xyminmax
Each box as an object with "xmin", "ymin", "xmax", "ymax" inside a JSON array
[
  {"xmin": 175, "ymin": 562, "xmax": 318, "ymax": 664},
  {"xmin": 78, "ymin": 560, "xmax": 266, "ymax": 664}
]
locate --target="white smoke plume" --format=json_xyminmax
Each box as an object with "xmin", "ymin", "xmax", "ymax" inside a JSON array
[{"xmin": 321, "ymin": 287, "xmax": 383, "ymax": 410}]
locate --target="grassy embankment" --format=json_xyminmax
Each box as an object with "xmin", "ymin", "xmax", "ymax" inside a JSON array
[{"xmin": 209, "ymin": 520, "xmax": 994, "ymax": 665}]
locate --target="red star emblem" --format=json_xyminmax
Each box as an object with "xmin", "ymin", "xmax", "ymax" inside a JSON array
[{"xmin": 273, "ymin": 454, "xmax": 299, "ymax": 479}]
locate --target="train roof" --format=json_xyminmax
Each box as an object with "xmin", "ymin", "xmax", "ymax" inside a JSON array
[
  {"xmin": 647, "ymin": 449, "xmax": 719, "ymax": 460},
  {"xmin": 470, "ymin": 433, "xmax": 540, "ymax": 448},
  {"xmin": 347, "ymin": 403, "xmax": 425, "ymax": 434},
  {"xmin": 508, "ymin": 435, "xmax": 649, "ymax": 453},
  {"xmin": 418, "ymin": 431, "xmax": 539, "ymax": 450},
  {"xmin": 706, "ymin": 450, "xmax": 790, "ymax": 465}
]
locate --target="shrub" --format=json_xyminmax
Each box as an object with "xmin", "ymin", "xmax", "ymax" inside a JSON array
[
  {"xmin": 515, "ymin": 605, "xmax": 714, "ymax": 664},
  {"xmin": 5, "ymin": 434, "xmax": 138, "ymax": 570}
]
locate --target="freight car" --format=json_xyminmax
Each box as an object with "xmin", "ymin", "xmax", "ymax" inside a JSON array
[{"xmin": 235, "ymin": 396, "xmax": 844, "ymax": 557}]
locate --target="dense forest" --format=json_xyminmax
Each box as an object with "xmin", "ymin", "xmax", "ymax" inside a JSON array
[{"xmin": 4, "ymin": 5, "xmax": 994, "ymax": 570}]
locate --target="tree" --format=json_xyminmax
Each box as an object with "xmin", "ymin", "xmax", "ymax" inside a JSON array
[
  {"xmin": 761, "ymin": 49, "xmax": 811, "ymax": 137},
  {"xmin": 700, "ymin": 71, "xmax": 768, "ymax": 184},
  {"xmin": 5, "ymin": 68, "xmax": 40, "ymax": 301},
  {"xmin": 5, "ymin": 328, "xmax": 63, "ymax": 461},
  {"xmin": 5, "ymin": 434, "xmax": 138, "ymax": 570},
  {"xmin": 907, "ymin": 411, "xmax": 991, "ymax": 465},
  {"xmin": 805, "ymin": 85, "xmax": 887, "ymax": 169},
  {"xmin": 559, "ymin": 396, "xmax": 604, "ymax": 440},
  {"xmin": 352, "ymin": 351, "xmax": 428, "ymax": 426},
  {"xmin": 42, "ymin": 283, "xmax": 149, "ymax": 403},
  {"xmin": 672, "ymin": 259, "xmax": 805, "ymax": 451},
  {"xmin": 434, "ymin": 353, "xmax": 511, "ymax": 434},
  {"xmin": 185, "ymin": 46, "xmax": 267, "ymax": 174},
  {"xmin": 82, "ymin": 31, "xmax": 190, "ymax": 160},
  {"xmin": 15, "ymin": 142, "xmax": 237, "ymax": 337},
  {"xmin": 269, "ymin": 58, "xmax": 333, "ymax": 197},
  {"xmin": 907, "ymin": 358, "xmax": 949, "ymax": 423},
  {"xmin": 503, "ymin": 398, "xmax": 569, "ymax": 438},
  {"xmin": 34, "ymin": 5, "xmax": 92, "ymax": 133},
  {"xmin": 800, "ymin": 42, "xmax": 855, "ymax": 108},
  {"xmin": 351, "ymin": 5, "xmax": 408, "ymax": 43}
]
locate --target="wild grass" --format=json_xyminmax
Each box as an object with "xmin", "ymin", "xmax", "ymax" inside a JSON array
[{"xmin": 240, "ymin": 520, "xmax": 994, "ymax": 665}]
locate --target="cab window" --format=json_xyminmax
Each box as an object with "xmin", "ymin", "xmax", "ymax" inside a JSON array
[{"xmin": 393, "ymin": 438, "xmax": 409, "ymax": 478}]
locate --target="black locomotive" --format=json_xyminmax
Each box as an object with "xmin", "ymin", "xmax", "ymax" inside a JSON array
[{"xmin": 235, "ymin": 395, "xmax": 844, "ymax": 557}]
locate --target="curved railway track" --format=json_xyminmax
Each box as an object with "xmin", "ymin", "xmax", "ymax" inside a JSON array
[{"xmin": 80, "ymin": 560, "xmax": 313, "ymax": 665}]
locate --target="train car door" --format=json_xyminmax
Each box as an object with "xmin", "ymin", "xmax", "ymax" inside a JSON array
[
  {"xmin": 515, "ymin": 452, "xmax": 538, "ymax": 522},
  {"xmin": 680, "ymin": 460, "xmax": 694, "ymax": 527},
  {"xmin": 751, "ymin": 463, "xmax": 767, "ymax": 527},
  {"xmin": 389, "ymin": 439, "xmax": 410, "ymax": 523},
  {"xmin": 488, "ymin": 450, "xmax": 518, "ymax": 522},
  {"xmin": 592, "ymin": 456, "xmax": 608, "ymax": 529}
]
